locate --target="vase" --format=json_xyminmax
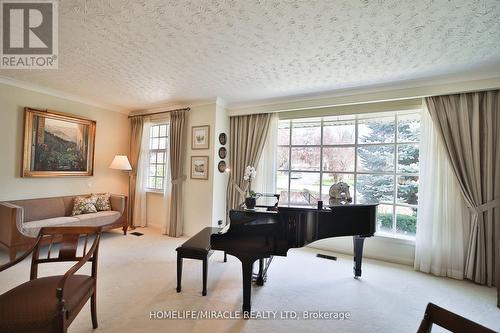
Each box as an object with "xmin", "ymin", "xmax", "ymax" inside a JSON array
[{"xmin": 245, "ymin": 197, "xmax": 256, "ymax": 209}]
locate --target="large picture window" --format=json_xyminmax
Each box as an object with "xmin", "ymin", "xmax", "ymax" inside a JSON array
[
  {"xmin": 276, "ymin": 111, "xmax": 421, "ymax": 238},
  {"xmin": 147, "ymin": 123, "xmax": 168, "ymax": 191}
]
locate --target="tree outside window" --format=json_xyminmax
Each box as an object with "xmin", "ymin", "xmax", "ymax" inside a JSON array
[{"xmin": 277, "ymin": 112, "xmax": 420, "ymax": 238}]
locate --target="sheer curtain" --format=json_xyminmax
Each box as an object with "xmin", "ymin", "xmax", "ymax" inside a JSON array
[
  {"xmin": 414, "ymin": 102, "xmax": 469, "ymax": 279},
  {"xmin": 254, "ymin": 113, "xmax": 278, "ymax": 196},
  {"xmin": 133, "ymin": 118, "xmax": 151, "ymax": 227}
]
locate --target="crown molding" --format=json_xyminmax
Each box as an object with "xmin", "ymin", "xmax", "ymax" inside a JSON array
[
  {"xmin": 227, "ymin": 76, "xmax": 500, "ymax": 116},
  {"xmin": 0, "ymin": 76, "xmax": 129, "ymax": 114}
]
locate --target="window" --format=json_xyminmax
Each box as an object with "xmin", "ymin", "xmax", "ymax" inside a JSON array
[
  {"xmin": 276, "ymin": 111, "xmax": 420, "ymax": 238},
  {"xmin": 148, "ymin": 123, "xmax": 168, "ymax": 191}
]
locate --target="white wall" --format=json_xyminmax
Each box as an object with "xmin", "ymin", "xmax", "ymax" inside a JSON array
[
  {"xmin": 210, "ymin": 98, "xmax": 230, "ymax": 227},
  {"xmin": 0, "ymin": 83, "xmax": 129, "ymax": 201},
  {"xmin": 182, "ymin": 104, "xmax": 216, "ymax": 236},
  {"xmin": 146, "ymin": 192, "xmax": 165, "ymax": 230},
  {"xmin": 310, "ymin": 236, "xmax": 416, "ymax": 266}
]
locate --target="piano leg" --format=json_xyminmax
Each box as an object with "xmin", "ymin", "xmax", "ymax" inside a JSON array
[
  {"xmin": 353, "ymin": 236, "xmax": 365, "ymax": 279},
  {"xmin": 176, "ymin": 253, "xmax": 182, "ymax": 292},
  {"xmin": 238, "ymin": 256, "xmax": 259, "ymax": 314}
]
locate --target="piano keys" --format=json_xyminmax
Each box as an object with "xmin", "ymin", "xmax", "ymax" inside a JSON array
[{"xmin": 211, "ymin": 204, "xmax": 377, "ymax": 313}]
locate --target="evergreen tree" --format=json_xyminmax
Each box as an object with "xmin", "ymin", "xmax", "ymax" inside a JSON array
[{"xmin": 356, "ymin": 117, "xmax": 420, "ymax": 234}]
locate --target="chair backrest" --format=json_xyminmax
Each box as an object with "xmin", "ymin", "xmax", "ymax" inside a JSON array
[
  {"xmin": 416, "ymin": 302, "xmax": 495, "ymax": 333},
  {"xmin": 30, "ymin": 226, "xmax": 102, "ymax": 280}
]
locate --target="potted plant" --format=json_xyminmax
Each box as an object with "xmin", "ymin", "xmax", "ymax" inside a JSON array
[{"xmin": 244, "ymin": 166, "xmax": 257, "ymax": 209}]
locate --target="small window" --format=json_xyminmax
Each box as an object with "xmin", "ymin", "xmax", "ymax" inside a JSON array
[{"xmin": 148, "ymin": 123, "xmax": 168, "ymax": 191}]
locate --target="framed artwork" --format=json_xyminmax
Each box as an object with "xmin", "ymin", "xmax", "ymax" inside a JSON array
[
  {"xmin": 22, "ymin": 108, "xmax": 96, "ymax": 177},
  {"xmin": 191, "ymin": 156, "xmax": 209, "ymax": 180},
  {"xmin": 192, "ymin": 125, "xmax": 210, "ymax": 149}
]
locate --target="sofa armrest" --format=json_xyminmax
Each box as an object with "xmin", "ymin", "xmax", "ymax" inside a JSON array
[
  {"xmin": 110, "ymin": 194, "xmax": 127, "ymax": 215},
  {"xmin": 0, "ymin": 202, "xmax": 23, "ymax": 247}
]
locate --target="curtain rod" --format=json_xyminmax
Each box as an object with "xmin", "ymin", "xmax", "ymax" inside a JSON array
[{"xmin": 128, "ymin": 107, "xmax": 190, "ymax": 118}]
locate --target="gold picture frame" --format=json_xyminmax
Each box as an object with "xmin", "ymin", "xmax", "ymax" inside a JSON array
[
  {"xmin": 191, "ymin": 125, "xmax": 210, "ymax": 150},
  {"xmin": 22, "ymin": 107, "xmax": 96, "ymax": 177},
  {"xmin": 190, "ymin": 156, "xmax": 209, "ymax": 180}
]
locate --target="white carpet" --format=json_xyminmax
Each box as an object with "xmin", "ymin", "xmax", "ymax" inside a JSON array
[{"xmin": 0, "ymin": 227, "xmax": 498, "ymax": 333}]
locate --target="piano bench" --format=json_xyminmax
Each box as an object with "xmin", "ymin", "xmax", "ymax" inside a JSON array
[{"xmin": 175, "ymin": 227, "xmax": 226, "ymax": 296}]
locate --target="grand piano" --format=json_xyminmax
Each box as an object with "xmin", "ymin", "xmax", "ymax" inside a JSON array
[{"xmin": 211, "ymin": 203, "xmax": 377, "ymax": 313}]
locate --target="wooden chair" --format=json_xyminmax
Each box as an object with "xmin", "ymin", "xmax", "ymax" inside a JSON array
[
  {"xmin": 0, "ymin": 226, "xmax": 102, "ymax": 333},
  {"xmin": 416, "ymin": 302, "xmax": 496, "ymax": 333}
]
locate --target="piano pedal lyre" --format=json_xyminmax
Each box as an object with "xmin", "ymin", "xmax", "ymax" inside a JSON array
[{"xmin": 252, "ymin": 256, "xmax": 273, "ymax": 286}]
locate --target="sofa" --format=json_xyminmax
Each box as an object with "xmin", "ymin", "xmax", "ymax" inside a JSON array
[{"xmin": 0, "ymin": 194, "xmax": 128, "ymax": 261}]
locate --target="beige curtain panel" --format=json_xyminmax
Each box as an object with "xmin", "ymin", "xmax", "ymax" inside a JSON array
[
  {"xmin": 228, "ymin": 113, "xmax": 272, "ymax": 210},
  {"xmin": 129, "ymin": 116, "xmax": 144, "ymax": 227},
  {"xmin": 168, "ymin": 110, "xmax": 188, "ymax": 237},
  {"xmin": 425, "ymin": 90, "xmax": 500, "ymax": 286}
]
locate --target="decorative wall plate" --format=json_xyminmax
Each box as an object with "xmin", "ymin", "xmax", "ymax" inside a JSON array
[
  {"xmin": 218, "ymin": 160, "xmax": 227, "ymax": 173},
  {"xmin": 218, "ymin": 133, "xmax": 227, "ymax": 145},
  {"xmin": 218, "ymin": 147, "xmax": 227, "ymax": 159}
]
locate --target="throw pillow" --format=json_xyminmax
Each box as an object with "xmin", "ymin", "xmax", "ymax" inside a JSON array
[
  {"xmin": 71, "ymin": 196, "xmax": 98, "ymax": 216},
  {"xmin": 92, "ymin": 193, "xmax": 112, "ymax": 211}
]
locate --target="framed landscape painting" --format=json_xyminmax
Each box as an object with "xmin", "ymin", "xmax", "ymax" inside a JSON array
[{"xmin": 22, "ymin": 108, "xmax": 96, "ymax": 177}]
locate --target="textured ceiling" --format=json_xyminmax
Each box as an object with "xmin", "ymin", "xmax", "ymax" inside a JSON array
[{"xmin": 1, "ymin": 0, "xmax": 500, "ymax": 111}]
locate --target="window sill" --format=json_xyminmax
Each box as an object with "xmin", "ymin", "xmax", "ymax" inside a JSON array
[
  {"xmin": 374, "ymin": 232, "xmax": 416, "ymax": 245},
  {"xmin": 146, "ymin": 189, "xmax": 164, "ymax": 195}
]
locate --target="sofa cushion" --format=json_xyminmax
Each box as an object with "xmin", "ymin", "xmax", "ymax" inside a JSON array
[
  {"xmin": 91, "ymin": 193, "xmax": 111, "ymax": 211},
  {"xmin": 22, "ymin": 217, "xmax": 80, "ymax": 237},
  {"xmin": 64, "ymin": 211, "xmax": 121, "ymax": 227},
  {"xmin": 71, "ymin": 196, "xmax": 97, "ymax": 216}
]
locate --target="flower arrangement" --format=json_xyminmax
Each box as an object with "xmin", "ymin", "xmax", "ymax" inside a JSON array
[{"xmin": 243, "ymin": 166, "xmax": 257, "ymax": 198}]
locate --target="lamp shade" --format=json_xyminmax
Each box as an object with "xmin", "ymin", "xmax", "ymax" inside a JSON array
[{"xmin": 109, "ymin": 155, "xmax": 132, "ymax": 171}]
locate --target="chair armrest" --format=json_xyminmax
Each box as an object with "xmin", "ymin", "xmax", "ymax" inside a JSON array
[
  {"xmin": 110, "ymin": 194, "xmax": 126, "ymax": 215},
  {"xmin": 0, "ymin": 234, "xmax": 41, "ymax": 272},
  {"xmin": 0, "ymin": 202, "xmax": 23, "ymax": 246}
]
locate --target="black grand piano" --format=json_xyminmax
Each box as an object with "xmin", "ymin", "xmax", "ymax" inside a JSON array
[{"xmin": 211, "ymin": 204, "xmax": 377, "ymax": 313}]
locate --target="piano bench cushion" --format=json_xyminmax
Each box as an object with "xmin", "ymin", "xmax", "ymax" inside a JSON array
[{"xmin": 176, "ymin": 227, "xmax": 220, "ymax": 257}]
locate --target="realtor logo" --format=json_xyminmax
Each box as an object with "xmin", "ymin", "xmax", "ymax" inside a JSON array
[{"xmin": 1, "ymin": 0, "xmax": 58, "ymax": 69}]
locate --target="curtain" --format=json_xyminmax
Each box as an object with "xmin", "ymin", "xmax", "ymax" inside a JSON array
[
  {"xmin": 167, "ymin": 110, "xmax": 188, "ymax": 237},
  {"xmin": 228, "ymin": 113, "xmax": 272, "ymax": 210},
  {"xmin": 253, "ymin": 113, "xmax": 278, "ymax": 196},
  {"xmin": 162, "ymin": 115, "xmax": 172, "ymax": 235},
  {"xmin": 129, "ymin": 116, "xmax": 144, "ymax": 227},
  {"xmin": 414, "ymin": 103, "xmax": 470, "ymax": 279},
  {"xmin": 425, "ymin": 90, "xmax": 500, "ymax": 286},
  {"xmin": 133, "ymin": 119, "xmax": 151, "ymax": 227}
]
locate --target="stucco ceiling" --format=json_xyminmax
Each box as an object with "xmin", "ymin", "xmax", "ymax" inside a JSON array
[{"xmin": 1, "ymin": 0, "xmax": 500, "ymax": 111}]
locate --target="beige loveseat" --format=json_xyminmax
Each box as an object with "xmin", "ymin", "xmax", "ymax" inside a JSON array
[{"xmin": 0, "ymin": 194, "xmax": 128, "ymax": 260}]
